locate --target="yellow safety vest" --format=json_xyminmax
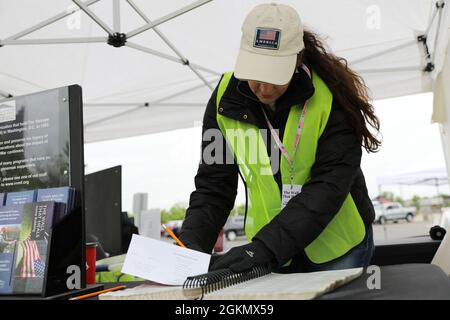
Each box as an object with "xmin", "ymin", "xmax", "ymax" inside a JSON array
[{"xmin": 215, "ymin": 72, "xmax": 366, "ymax": 264}]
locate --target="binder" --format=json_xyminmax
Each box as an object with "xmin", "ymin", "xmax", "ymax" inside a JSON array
[{"xmin": 99, "ymin": 266, "xmax": 363, "ymax": 300}]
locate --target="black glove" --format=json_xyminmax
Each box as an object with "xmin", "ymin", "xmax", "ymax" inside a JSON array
[
  {"xmin": 209, "ymin": 252, "xmax": 222, "ymax": 269},
  {"xmin": 208, "ymin": 240, "xmax": 276, "ymax": 273}
]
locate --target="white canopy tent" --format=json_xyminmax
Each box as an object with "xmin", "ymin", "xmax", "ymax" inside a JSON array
[
  {"xmin": 0, "ymin": 0, "xmax": 449, "ymax": 177},
  {"xmin": 377, "ymin": 168, "xmax": 449, "ymax": 195},
  {"xmin": 377, "ymin": 168, "xmax": 449, "ymax": 186}
]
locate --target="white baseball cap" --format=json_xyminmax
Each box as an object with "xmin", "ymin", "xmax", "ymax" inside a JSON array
[{"xmin": 234, "ymin": 3, "xmax": 304, "ymax": 85}]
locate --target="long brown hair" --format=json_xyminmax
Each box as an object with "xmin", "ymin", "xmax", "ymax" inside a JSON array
[{"xmin": 299, "ymin": 29, "xmax": 381, "ymax": 153}]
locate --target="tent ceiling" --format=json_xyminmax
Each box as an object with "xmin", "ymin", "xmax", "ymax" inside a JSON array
[{"xmin": 0, "ymin": 0, "xmax": 449, "ymax": 142}]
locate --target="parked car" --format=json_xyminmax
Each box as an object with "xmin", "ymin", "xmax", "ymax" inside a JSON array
[
  {"xmin": 374, "ymin": 202, "xmax": 417, "ymax": 224},
  {"xmin": 223, "ymin": 215, "xmax": 245, "ymax": 241}
]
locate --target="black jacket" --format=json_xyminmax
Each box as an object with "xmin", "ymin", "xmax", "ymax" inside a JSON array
[{"xmin": 179, "ymin": 65, "xmax": 375, "ymax": 266}]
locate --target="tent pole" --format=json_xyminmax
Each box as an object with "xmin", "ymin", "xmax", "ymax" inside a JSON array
[
  {"xmin": 84, "ymin": 102, "xmax": 209, "ymax": 108},
  {"xmin": 84, "ymin": 78, "xmax": 219, "ymax": 128},
  {"xmin": 84, "ymin": 106, "xmax": 144, "ymax": 128},
  {"xmin": 126, "ymin": 0, "xmax": 214, "ymax": 90},
  {"xmin": 355, "ymin": 66, "xmax": 420, "ymax": 74},
  {"xmin": 142, "ymin": 78, "xmax": 219, "ymax": 105},
  {"xmin": 125, "ymin": 42, "xmax": 219, "ymax": 76},
  {"xmin": 350, "ymin": 2, "xmax": 444, "ymax": 70},
  {"xmin": 1, "ymin": 0, "xmax": 100, "ymax": 43},
  {"xmin": 349, "ymin": 40, "xmax": 416, "ymax": 66},
  {"xmin": 0, "ymin": 73, "xmax": 47, "ymax": 92},
  {"xmin": 84, "ymin": 102, "xmax": 207, "ymax": 129},
  {"xmin": 126, "ymin": 42, "xmax": 190, "ymax": 65},
  {"xmin": 125, "ymin": 42, "xmax": 183, "ymax": 63},
  {"xmin": 147, "ymin": 102, "xmax": 206, "ymax": 107},
  {"xmin": 84, "ymin": 79, "xmax": 218, "ymax": 108},
  {"xmin": 113, "ymin": 0, "xmax": 121, "ymax": 33},
  {"xmin": 424, "ymin": 1, "xmax": 441, "ymax": 36},
  {"xmin": 126, "ymin": 0, "xmax": 152, "ymax": 21},
  {"xmin": 2, "ymin": 37, "xmax": 107, "ymax": 45},
  {"xmin": 183, "ymin": 64, "xmax": 219, "ymax": 77},
  {"xmin": 85, "ymin": 102, "xmax": 205, "ymax": 108},
  {"xmin": 126, "ymin": 0, "xmax": 212, "ymax": 39},
  {"xmin": 84, "ymin": 103, "xmax": 148, "ymax": 107},
  {"xmin": 417, "ymin": 1, "xmax": 446, "ymax": 73},
  {"xmin": 431, "ymin": 1, "xmax": 445, "ymax": 62},
  {"xmin": 72, "ymin": 0, "xmax": 114, "ymax": 35},
  {"xmin": 186, "ymin": 63, "xmax": 214, "ymax": 91}
]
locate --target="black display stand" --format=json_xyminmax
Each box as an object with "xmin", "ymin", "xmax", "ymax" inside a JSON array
[
  {"xmin": 0, "ymin": 85, "xmax": 87, "ymax": 299},
  {"xmin": 85, "ymin": 166, "xmax": 123, "ymax": 256}
]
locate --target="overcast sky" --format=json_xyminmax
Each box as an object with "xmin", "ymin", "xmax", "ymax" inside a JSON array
[{"xmin": 84, "ymin": 91, "xmax": 449, "ymax": 213}]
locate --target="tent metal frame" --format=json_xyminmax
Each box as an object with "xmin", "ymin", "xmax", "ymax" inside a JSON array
[
  {"xmin": 350, "ymin": 0, "xmax": 446, "ymax": 74},
  {"xmin": 0, "ymin": 0, "xmax": 217, "ymax": 126},
  {"xmin": 0, "ymin": 0, "xmax": 447, "ymax": 127},
  {"xmin": 0, "ymin": 0, "xmax": 216, "ymax": 95},
  {"xmin": 84, "ymin": 77, "xmax": 219, "ymax": 128}
]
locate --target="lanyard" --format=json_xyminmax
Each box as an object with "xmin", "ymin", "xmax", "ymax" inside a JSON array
[{"xmin": 261, "ymin": 64, "xmax": 311, "ymax": 186}]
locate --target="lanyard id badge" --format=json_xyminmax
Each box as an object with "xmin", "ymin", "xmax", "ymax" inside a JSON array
[
  {"xmin": 262, "ymin": 63, "xmax": 311, "ymax": 209},
  {"xmin": 281, "ymin": 184, "xmax": 302, "ymax": 209}
]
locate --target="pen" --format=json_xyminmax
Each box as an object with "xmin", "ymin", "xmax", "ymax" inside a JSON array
[
  {"xmin": 162, "ymin": 223, "xmax": 187, "ymax": 248},
  {"xmin": 70, "ymin": 285, "xmax": 126, "ymax": 300}
]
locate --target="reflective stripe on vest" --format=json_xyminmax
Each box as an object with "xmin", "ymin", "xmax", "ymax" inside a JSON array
[{"xmin": 216, "ymin": 72, "xmax": 366, "ymax": 264}]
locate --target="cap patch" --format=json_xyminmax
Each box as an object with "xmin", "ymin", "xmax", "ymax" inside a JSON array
[{"xmin": 253, "ymin": 28, "xmax": 281, "ymax": 50}]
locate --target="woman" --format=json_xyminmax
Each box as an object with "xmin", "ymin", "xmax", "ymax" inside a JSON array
[{"xmin": 179, "ymin": 3, "xmax": 380, "ymax": 273}]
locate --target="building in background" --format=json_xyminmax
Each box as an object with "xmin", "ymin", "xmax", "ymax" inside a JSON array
[{"xmin": 133, "ymin": 193, "xmax": 148, "ymax": 229}]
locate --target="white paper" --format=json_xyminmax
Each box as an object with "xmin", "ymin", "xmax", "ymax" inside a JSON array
[{"xmin": 121, "ymin": 234, "xmax": 211, "ymax": 285}]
